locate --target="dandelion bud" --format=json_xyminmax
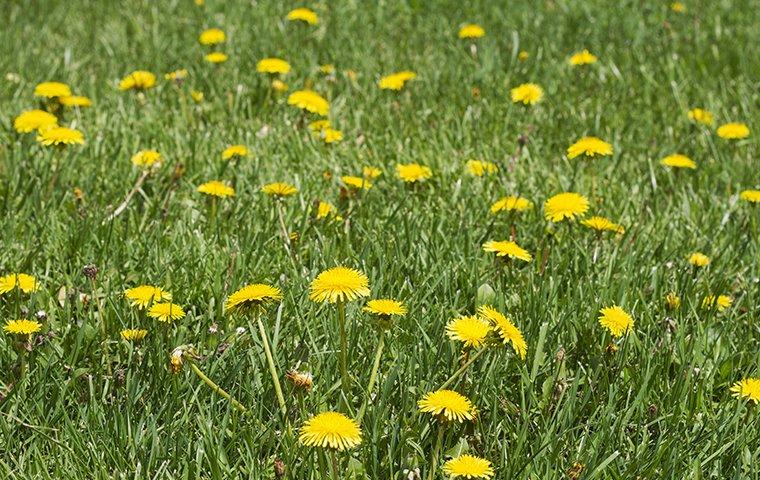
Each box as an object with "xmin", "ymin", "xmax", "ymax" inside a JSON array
[
  {"xmin": 82, "ymin": 264, "xmax": 98, "ymax": 280},
  {"xmin": 169, "ymin": 348, "xmax": 184, "ymax": 374},
  {"xmin": 665, "ymin": 292, "xmax": 681, "ymax": 310}
]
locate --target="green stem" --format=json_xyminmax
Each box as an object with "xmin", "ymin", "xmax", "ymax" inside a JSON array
[
  {"xmin": 337, "ymin": 301, "xmax": 350, "ymax": 401},
  {"xmin": 186, "ymin": 358, "xmax": 247, "ymax": 413},
  {"xmin": 427, "ymin": 425, "xmax": 445, "ymax": 480},
  {"xmin": 257, "ymin": 316, "xmax": 288, "ymax": 417},
  {"xmin": 356, "ymin": 331, "xmax": 385, "ymax": 423},
  {"xmin": 329, "ymin": 450, "xmax": 340, "ymax": 479},
  {"xmin": 439, "ymin": 347, "xmax": 488, "ymax": 390}
]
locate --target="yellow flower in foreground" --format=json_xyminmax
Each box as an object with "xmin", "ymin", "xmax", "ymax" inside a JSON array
[
  {"xmin": 363, "ymin": 166, "xmax": 382, "ymax": 179},
  {"xmin": 222, "ymin": 145, "xmax": 248, "ymax": 160},
  {"xmin": 478, "ymin": 305, "xmax": 527, "ymax": 359},
  {"xmin": 262, "ymin": 182, "xmax": 298, "ymax": 197},
  {"xmin": 342, "ymin": 176, "xmax": 372, "ymax": 190},
  {"xmin": 443, "ymin": 455, "xmax": 495, "ymax": 479},
  {"xmin": 567, "ymin": 136, "xmax": 613, "ymax": 159},
  {"xmin": 510, "ymin": 83, "xmax": 544, "ymax": 105},
  {"xmin": 730, "ymin": 378, "xmax": 760, "ymax": 404},
  {"xmin": 661, "ymin": 154, "xmax": 696, "ymax": 169},
  {"xmin": 198, "ymin": 180, "xmax": 235, "ymax": 198},
  {"xmin": 316, "ymin": 201, "xmax": 336, "ymax": 219},
  {"xmin": 446, "ymin": 315, "xmax": 492, "ymax": 348},
  {"xmin": 13, "ymin": 110, "xmax": 58, "ymax": 133},
  {"xmin": 299, "ymin": 412, "xmax": 361, "ymax": 450},
  {"xmin": 205, "ymin": 52, "xmax": 229, "ymax": 64},
  {"xmin": 482, "ymin": 240, "xmax": 532, "ymax": 262},
  {"xmin": 287, "ymin": 90, "xmax": 329, "ymax": 116},
  {"xmin": 671, "ymin": 2, "xmax": 686, "ymax": 13},
  {"xmin": 4, "ymin": 319, "xmax": 42, "ymax": 335},
  {"xmin": 688, "ymin": 252, "xmax": 710, "ymax": 267},
  {"xmin": 379, "ymin": 71, "xmax": 417, "ymax": 90},
  {"xmin": 544, "ymin": 192, "xmax": 589, "ymax": 222},
  {"xmin": 702, "ymin": 295, "xmax": 732, "ymax": 311},
  {"xmin": 124, "ymin": 285, "xmax": 172, "ymax": 309},
  {"xmin": 37, "ymin": 127, "xmax": 85, "ymax": 146},
  {"xmin": 458, "ymin": 24, "xmax": 485, "ymax": 39},
  {"xmin": 598, "ymin": 306, "xmax": 634, "ymax": 337},
  {"xmin": 257, "ymin": 57, "xmax": 291, "ymax": 75},
  {"xmin": 687, "ymin": 108, "xmax": 713, "ymax": 126},
  {"xmin": 309, "ymin": 266, "xmax": 370, "ymax": 303},
  {"xmin": 739, "ymin": 190, "xmax": 760, "ymax": 203},
  {"xmin": 0, "ymin": 273, "xmax": 39, "ymax": 295},
  {"xmin": 119, "ymin": 70, "xmax": 156, "ymax": 91},
  {"xmin": 466, "ymin": 159, "xmax": 498, "ymax": 177},
  {"xmin": 396, "ymin": 163, "xmax": 432, "ymax": 183},
  {"xmin": 716, "ymin": 122, "xmax": 750, "ymax": 140},
  {"xmin": 34, "ymin": 81, "xmax": 72, "ymax": 98},
  {"xmin": 131, "ymin": 150, "xmax": 162, "ymax": 168},
  {"xmin": 148, "ymin": 302, "xmax": 186, "ymax": 322},
  {"xmin": 569, "ymin": 49, "xmax": 597, "ymax": 66},
  {"xmin": 225, "ymin": 283, "xmax": 282, "ymax": 313},
  {"xmin": 364, "ymin": 299, "xmax": 407, "ymax": 317},
  {"xmin": 581, "ymin": 216, "xmax": 625, "ymax": 234},
  {"xmin": 286, "ymin": 7, "xmax": 319, "ymax": 25},
  {"xmin": 418, "ymin": 389, "xmax": 476, "ymax": 422},
  {"xmin": 490, "ymin": 196, "xmax": 533, "ymax": 214},
  {"xmin": 199, "ymin": 28, "xmax": 226, "ymax": 45},
  {"xmin": 121, "ymin": 329, "xmax": 148, "ymax": 341},
  {"xmin": 59, "ymin": 95, "xmax": 92, "ymax": 107}
]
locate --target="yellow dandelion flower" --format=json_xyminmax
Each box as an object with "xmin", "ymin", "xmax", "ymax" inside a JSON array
[
  {"xmin": 36, "ymin": 127, "xmax": 85, "ymax": 146},
  {"xmin": 272, "ymin": 79, "xmax": 288, "ymax": 92},
  {"xmin": 665, "ymin": 292, "xmax": 681, "ymax": 310},
  {"xmin": 446, "ymin": 315, "xmax": 492, "ymax": 348},
  {"xmin": 379, "ymin": 71, "xmax": 417, "ymax": 91},
  {"xmin": 222, "ymin": 145, "xmax": 248, "ymax": 160},
  {"xmin": 671, "ymin": 2, "xmax": 686, "ymax": 12},
  {"xmin": 4, "ymin": 319, "xmax": 42, "ymax": 336},
  {"xmin": 286, "ymin": 7, "xmax": 319, "ymax": 25},
  {"xmin": 598, "ymin": 305, "xmax": 634, "ymax": 337},
  {"xmin": 482, "ymin": 240, "xmax": 532, "ymax": 262},
  {"xmin": 465, "ymin": 159, "xmax": 498, "ymax": 177},
  {"xmin": 702, "ymin": 295, "xmax": 732, "ymax": 311},
  {"xmin": 478, "ymin": 305, "xmax": 527, "ymax": 359},
  {"xmin": 59, "ymin": 95, "xmax": 92, "ymax": 107},
  {"xmin": 148, "ymin": 302, "xmax": 186, "ymax": 322},
  {"xmin": 199, "ymin": 28, "xmax": 226, "ymax": 45},
  {"xmin": 687, "ymin": 108, "xmax": 713, "ymax": 126},
  {"xmin": 190, "ymin": 90, "xmax": 204, "ymax": 102},
  {"xmin": 257, "ymin": 57, "xmax": 291, "ymax": 75},
  {"xmin": 309, "ymin": 119, "xmax": 331, "ymax": 132},
  {"xmin": 458, "ymin": 23, "xmax": 485, "ymax": 39},
  {"xmin": 396, "ymin": 163, "xmax": 432, "ymax": 183},
  {"xmin": 225, "ymin": 283, "xmax": 282, "ymax": 313},
  {"xmin": 262, "ymin": 182, "xmax": 298, "ymax": 197},
  {"xmin": 418, "ymin": 389, "xmax": 476, "ymax": 422},
  {"xmin": 121, "ymin": 329, "xmax": 148, "ymax": 341},
  {"xmin": 34, "ymin": 81, "xmax": 71, "ymax": 98},
  {"xmin": 363, "ymin": 299, "xmax": 407, "ymax": 317},
  {"xmin": 688, "ymin": 252, "xmax": 710, "ymax": 267},
  {"xmin": 490, "ymin": 196, "xmax": 533, "ymax": 214},
  {"xmin": 13, "ymin": 109, "xmax": 58, "ymax": 133},
  {"xmin": 309, "ymin": 266, "xmax": 370, "ymax": 303},
  {"xmin": 363, "ymin": 166, "xmax": 382, "ymax": 179},
  {"xmin": 567, "ymin": 136, "xmax": 613, "ymax": 159},
  {"xmin": 518, "ymin": 51, "xmax": 530, "ymax": 61},
  {"xmin": 131, "ymin": 150, "xmax": 162, "ymax": 168},
  {"xmin": 716, "ymin": 122, "xmax": 750, "ymax": 140},
  {"xmin": 316, "ymin": 201, "xmax": 336, "ymax": 219},
  {"xmin": 739, "ymin": 190, "xmax": 760, "ymax": 203},
  {"xmin": 164, "ymin": 69, "xmax": 188, "ymax": 82},
  {"xmin": 544, "ymin": 192, "xmax": 589, "ymax": 222},
  {"xmin": 443, "ymin": 454, "xmax": 495, "ymax": 479},
  {"xmin": 299, "ymin": 412, "xmax": 361, "ymax": 450},
  {"xmin": 287, "ymin": 90, "xmax": 329, "ymax": 116},
  {"xmin": 730, "ymin": 378, "xmax": 760, "ymax": 404},
  {"xmin": 322, "ymin": 128, "xmax": 343, "ymax": 144},
  {"xmin": 119, "ymin": 70, "xmax": 156, "ymax": 91},
  {"xmin": 205, "ymin": 52, "xmax": 228, "ymax": 64},
  {"xmin": 124, "ymin": 285, "xmax": 172, "ymax": 309},
  {"xmin": 510, "ymin": 83, "xmax": 544, "ymax": 105},
  {"xmin": 0, "ymin": 273, "xmax": 39, "ymax": 295},
  {"xmin": 661, "ymin": 154, "xmax": 696, "ymax": 169},
  {"xmin": 197, "ymin": 180, "xmax": 235, "ymax": 198},
  {"xmin": 319, "ymin": 64, "xmax": 335, "ymax": 74},
  {"xmin": 581, "ymin": 216, "xmax": 625, "ymax": 234},
  {"xmin": 569, "ymin": 49, "xmax": 597, "ymax": 66},
  {"xmin": 342, "ymin": 176, "xmax": 372, "ymax": 190}
]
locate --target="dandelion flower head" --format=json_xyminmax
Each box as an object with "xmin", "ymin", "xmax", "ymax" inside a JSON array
[
  {"xmin": 124, "ymin": 285, "xmax": 172, "ymax": 309},
  {"xmin": 443, "ymin": 455, "xmax": 495, "ymax": 479},
  {"xmin": 478, "ymin": 305, "xmax": 527, "ymax": 359},
  {"xmin": 544, "ymin": 192, "xmax": 589, "ymax": 222},
  {"xmin": 14, "ymin": 110, "xmax": 58, "ymax": 133},
  {"xmin": 446, "ymin": 315, "xmax": 492, "ymax": 348},
  {"xmin": 4, "ymin": 319, "xmax": 42, "ymax": 335},
  {"xmin": 598, "ymin": 305, "xmax": 634, "ymax": 337},
  {"xmin": 225, "ymin": 283, "xmax": 282, "ymax": 313},
  {"xmin": 299, "ymin": 412, "xmax": 361, "ymax": 450},
  {"xmin": 309, "ymin": 266, "xmax": 370, "ymax": 303},
  {"xmin": 418, "ymin": 389, "xmax": 476, "ymax": 422}
]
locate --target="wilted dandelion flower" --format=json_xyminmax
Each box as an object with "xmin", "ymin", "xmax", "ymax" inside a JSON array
[
  {"xmin": 443, "ymin": 455, "xmax": 495, "ymax": 479},
  {"xmin": 544, "ymin": 192, "xmax": 589, "ymax": 222},
  {"xmin": 4, "ymin": 319, "xmax": 42, "ymax": 335},
  {"xmin": 0, "ymin": 274, "xmax": 38, "ymax": 295},
  {"xmin": 286, "ymin": 369, "xmax": 314, "ymax": 391},
  {"xmin": 199, "ymin": 28, "xmax": 226, "ymax": 45},
  {"xmin": 287, "ymin": 90, "xmax": 329, "ymax": 116},
  {"xmin": 342, "ymin": 176, "xmax": 372, "ymax": 190},
  {"xmin": 482, "ymin": 240, "xmax": 532, "ymax": 262},
  {"xmin": 124, "ymin": 285, "xmax": 172, "ymax": 309},
  {"xmin": 661, "ymin": 154, "xmax": 696, "ymax": 169},
  {"xmin": 309, "ymin": 266, "xmax": 370, "ymax": 303},
  {"xmin": 567, "ymin": 136, "xmax": 613, "ymax": 159},
  {"xmin": 257, "ymin": 58, "xmax": 291, "ymax": 75},
  {"xmin": 299, "ymin": 412, "xmax": 361, "ymax": 450},
  {"xmin": 730, "ymin": 378, "xmax": 760, "ymax": 404},
  {"xmin": 458, "ymin": 24, "xmax": 485, "ymax": 39},
  {"xmin": 598, "ymin": 306, "xmax": 634, "ymax": 337},
  {"xmin": 131, "ymin": 150, "xmax": 162, "ymax": 168},
  {"xmin": 198, "ymin": 180, "xmax": 235, "ymax": 198},
  {"xmin": 396, "ymin": 163, "xmax": 432, "ymax": 183},
  {"xmin": 446, "ymin": 316, "xmax": 492, "ymax": 348},
  {"xmin": 262, "ymin": 182, "xmax": 298, "ymax": 197},
  {"xmin": 687, "ymin": 108, "xmax": 713, "ymax": 126},
  {"xmin": 119, "ymin": 70, "xmax": 156, "ymax": 91},
  {"xmin": 59, "ymin": 95, "xmax": 92, "ymax": 107},
  {"xmin": 363, "ymin": 166, "xmax": 382, "ymax": 179},
  {"xmin": 466, "ymin": 159, "xmax": 498, "ymax": 177},
  {"xmin": 418, "ymin": 389, "xmax": 476, "ymax": 422},
  {"xmin": 739, "ymin": 190, "xmax": 760, "ymax": 203},
  {"xmin": 364, "ymin": 299, "xmax": 407, "ymax": 317},
  {"xmin": 478, "ymin": 305, "xmax": 527, "ymax": 359},
  {"xmin": 379, "ymin": 71, "xmax": 416, "ymax": 90},
  {"xmin": 222, "ymin": 145, "xmax": 248, "ymax": 160},
  {"xmin": 702, "ymin": 295, "xmax": 732, "ymax": 311},
  {"xmin": 148, "ymin": 302, "xmax": 186, "ymax": 322},
  {"xmin": 716, "ymin": 122, "xmax": 750, "ymax": 140},
  {"xmin": 34, "ymin": 81, "xmax": 72, "ymax": 98},
  {"xmin": 121, "ymin": 329, "xmax": 148, "ymax": 341},
  {"xmin": 225, "ymin": 283, "xmax": 282, "ymax": 313},
  {"xmin": 688, "ymin": 252, "xmax": 710, "ymax": 267},
  {"xmin": 490, "ymin": 196, "xmax": 533, "ymax": 213},
  {"xmin": 510, "ymin": 83, "xmax": 544, "ymax": 105},
  {"xmin": 569, "ymin": 49, "xmax": 597, "ymax": 66},
  {"xmin": 286, "ymin": 7, "xmax": 319, "ymax": 25},
  {"xmin": 581, "ymin": 216, "xmax": 625, "ymax": 234},
  {"xmin": 13, "ymin": 109, "xmax": 58, "ymax": 133},
  {"xmin": 36, "ymin": 126, "xmax": 84, "ymax": 146},
  {"xmin": 665, "ymin": 292, "xmax": 681, "ymax": 310},
  {"xmin": 205, "ymin": 52, "xmax": 229, "ymax": 64}
]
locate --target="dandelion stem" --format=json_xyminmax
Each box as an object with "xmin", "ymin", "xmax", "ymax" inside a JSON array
[
  {"xmin": 356, "ymin": 330, "xmax": 385, "ymax": 423},
  {"xmin": 439, "ymin": 347, "xmax": 488, "ymax": 390},
  {"xmin": 427, "ymin": 425, "xmax": 445, "ymax": 480},
  {"xmin": 329, "ymin": 449, "xmax": 340, "ymax": 479},
  {"xmin": 256, "ymin": 316, "xmax": 288, "ymax": 417},
  {"xmin": 186, "ymin": 357, "xmax": 247, "ymax": 413},
  {"xmin": 337, "ymin": 301, "xmax": 350, "ymax": 402}
]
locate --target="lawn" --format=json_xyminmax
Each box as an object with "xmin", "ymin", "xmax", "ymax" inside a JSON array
[{"xmin": 0, "ymin": 0, "xmax": 758, "ymax": 478}]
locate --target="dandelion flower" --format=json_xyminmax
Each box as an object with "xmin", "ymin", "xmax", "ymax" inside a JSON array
[
  {"xmin": 257, "ymin": 58, "xmax": 291, "ymax": 75},
  {"xmin": 205, "ymin": 52, "xmax": 229, "ymax": 64},
  {"xmin": 701, "ymin": 295, "xmax": 732, "ymax": 311},
  {"xmin": 119, "ymin": 70, "xmax": 156, "ymax": 91},
  {"xmin": 687, "ymin": 108, "xmax": 713, "ymax": 126},
  {"xmin": 225, "ymin": 283, "xmax": 282, "ymax": 313},
  {"xmin": 364, "ymin": 299, "xmax": 407, "ymax": 317},
  {"xmin": 320, "ymin": 64, "xmax": 335, "ymax": 74},
  {"xmin": 286, "ymin": 7, "xmax": 319, "ymax": 25},
  {"xmin": 443, "ymin": 455, "xmax": 495, "ymax": 479},
  {"xmin": 124, "ymin": 285, "xmax": 172, "ymax": 309},
  {"xmin": 446, "ymin": 315, "xmax": 492, "ymax": 348},
  {"xmin": 379, "ymin": 71, "xmax": 416, "ymax": 90},
  {"xmin": 342, "ymin": 176, "xmax": 372, "ymax": 190},
  {"xmin": 199, "ymin": 28, "xmax": 226, "ymax": 45},
  {"xmin": 309, "ymin": 119, "xmax": 331, "ymax": 132},
  {"xmin": 0, "ymin": 273, "xmax": 39, "ymax": 295},
  {"xmin": 544, "ymin": 192, "xmax": 589, "ymax": 222},
  {"xmin": 490, "ymin": 196, "xmax": 533, "ymax": 214},
  {"xmin": 299, "ymin": 412, "xmax": 361, "ymax": 450},
  {"xmin": 198, "ymin": 180, "xmax": 235, "ymax": 198},
  {"xmin": 316, "ymin": 201, "xmax": 336, "ymax": 219},
  {"xmin": 320, "ymin": 128, "xmax": 343, "ymax": 144},
  {"xmin": 121, "ymin": 329, "xmax": 148, "ymax": 341},
  {"xmin": 309, "ymin": 266, "xmax": 370, "ymax": 303},
  {"xmin": 671, "ymin": 2, "xmax": 686, "ymax": 12},
  {"xmin": 465, "ymin": 160, "xmax": 498, "ymax": 177},
  {"xmin": 36, "ymin": 127, "xmax": 84, "ymax": 146},
  {"xmin": 148, "ymin": 302, "xmax": 186, "ymax": 322},
  {"xmin": 567, "ymin": 136, "xmax": 613, "ymax": 159},
  {"xmin": 569, "ymin": 49, "xmax": 597, "ymax": 66},
  {"xmin": 510, "ymin": 83, "xmax": 544, "ymax": 105},
  {"xmin": 598, "ymin": 305, "xmax": 634, "ymax": 337},
  {"xmin": 131, "ymin": 150, "xmax": 162, "ymax": 168},
  {"xmin": 661, "ymin": 154, "xmax": 696, "ymax": 169},
  {"xmin": 59, "ymin": 95, "xmax": 92, "ymax": 107},
  {"xmin": 4, "ymin": 319, "xmax": 42, "ymax": 335},
  {"xmin": 688, "ymin": 252, "xmax": 710, "ymax": 267},
  {"xmin": 13, "ymin": 109, "xmax": 58, "ymax": 133},
  {"xmin": 581, "ymin": 216, "xmax": 625, "ymax": 234},
  {"xmin": 739, "ymin": 190, "xmax": 760, "ymax": 203},
  {"xmin": 396, "ymin": 163, "xmax": 432, "ymax": 183},
  {"xmin": 730, "ymin": 378, "xmax": 760, "ymax": 404},
  {"xmin": 191, "ymin": 90, "xmax": 204, "ymax": 102},
  {"xmin": 458, "ymin": 24, "xmax": 485, "ymax": 39},
  {"xmin": 287, "ymin": 90, "xmax": 329, "ymax": 116},
  {"xmin": 164, "ymin": 69, "xmax": 188, "ymax": 82},
  {"xmin": 363, "ymin": 166, "xmax": 382, "ymax": 179},
  {"xmin": 222, "ymin": 145, "xmax": 248, "ymax": 160},
  {"xmin": 262, "ymin": 182, "xmax": 298, "ymax": 197},
  {"xmin": 518, "ymin": 51, "xmax": 529, "ymax": 61},
  {"xmin": 716, "ymin": 122, "xmax": 750, "ymax": 140},
  {"xmin": 665, "ymin": 292, "xmax": 681, "ymax": 310},
  {"xmin": 478, "ymin": 305, "xmax": 527, "ymax": 359},
  {"xmin": 482, "ymin": 240, "xmax": 532, "ymax": 262},
  {"xmin": 34, "ymin": 81, "xmax": 71, "ymax": 98},
  {"xmin": 418, "ymin": 389, "xmax": 476, "ymax": 422},
  {"xmin": 271, "ymin": 79, "xmax": 288, "ymax": 92}
]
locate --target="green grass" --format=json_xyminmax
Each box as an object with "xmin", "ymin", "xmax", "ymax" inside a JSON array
[{"xmin": 1, "ymin": 0, "xmax": 758, "ymax": 478}]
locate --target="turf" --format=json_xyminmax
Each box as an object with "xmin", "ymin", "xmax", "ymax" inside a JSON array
[{"xmin": 0, "ymin": 0, "xmax": 758, "ymax": 478}]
